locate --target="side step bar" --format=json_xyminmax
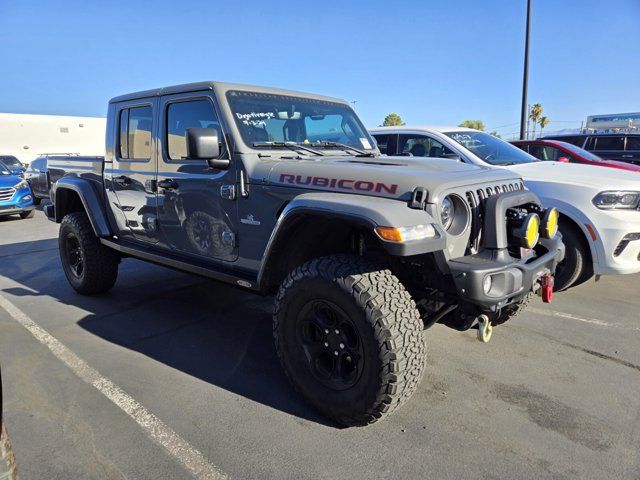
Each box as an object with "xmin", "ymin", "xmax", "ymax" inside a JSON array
[{"xmin": 100, "ymin": 238, "xmax": 260, "ymax": 292}]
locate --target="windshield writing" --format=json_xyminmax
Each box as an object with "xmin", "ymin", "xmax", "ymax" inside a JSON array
[{"xmin": 227, "ymin": 90, "xmax": 374, "ymax": 152}]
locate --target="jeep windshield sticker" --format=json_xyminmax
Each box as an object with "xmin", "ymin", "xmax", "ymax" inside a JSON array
[
  {"xmin": 279, "ymin": 174, "xmax": 398, "ymax": 194},
  {"xmin": 360, "ymin": 137, "xmax": 372, "ymax": 149},
  {"xmin": 235, "ymin": 111, "xmax": 275, "ymax": 128}
]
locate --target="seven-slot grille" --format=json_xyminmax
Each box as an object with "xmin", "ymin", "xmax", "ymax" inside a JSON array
[
  {"xmin": 463, "ymin": 181, "xmax": 525, "ymax": 253},
  {"xmin": 0, "ymin": 187, "xmax": 16, "ymax": 202}
]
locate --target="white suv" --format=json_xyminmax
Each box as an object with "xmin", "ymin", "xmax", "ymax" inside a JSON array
[{"xmin": 369, "ymin": 126, "xmax": 640, "ymax": 290}]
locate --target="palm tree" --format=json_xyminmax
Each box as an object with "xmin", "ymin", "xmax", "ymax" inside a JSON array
[
  {"xmin": 528, "ymin": 103, "xmax": 543, "ymax": 138},
  {"xmin": 539, "ymin": 116, "xmax": 549, "ymax": 136}
]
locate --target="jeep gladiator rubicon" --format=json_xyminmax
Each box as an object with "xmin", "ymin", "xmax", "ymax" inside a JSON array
[{"xmin": 46, "ymin": 82, "xmax": 564, "ymax": 426}]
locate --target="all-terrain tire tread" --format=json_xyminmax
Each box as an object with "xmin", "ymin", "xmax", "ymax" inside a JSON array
[
  {"xmin": 273, "ymin": 254, "xmax": 426, "ymax": 426},
  {"xmin": 59, "ymin": 212, "xmax": 119, "ymax": 294}
]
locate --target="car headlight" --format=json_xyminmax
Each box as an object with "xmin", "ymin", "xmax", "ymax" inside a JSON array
[
  {"xmin": 540, "ymin": 207, "xmax": 559, "ymax": 239},
  {"xmin": 375, "ymin": 224, "xmax": 438, "ymax": 242},
  {"xmin": 441, "ymin": 196, "xmax": 455, "ymax": 230},
  {"xmin": 14, "ymin": 180, "xmax": 28, "ymax": 190},
  {"xmin": 511, "ymin": 213, "xmax": 540, "ymax": 249},
  {"xmin": 592, "ymin": 191, "xmax": 640, "ymax": 210}
]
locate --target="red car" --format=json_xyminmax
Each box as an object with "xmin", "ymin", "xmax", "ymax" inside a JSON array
[{"xmin": 511, "ymin": 139, "xmax": 640, "ymax": 172}]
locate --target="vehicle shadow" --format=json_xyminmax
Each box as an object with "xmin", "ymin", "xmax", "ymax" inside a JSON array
[{"xmin": 0, "ymin": 238, "xmax": 337, "ymax": 428}]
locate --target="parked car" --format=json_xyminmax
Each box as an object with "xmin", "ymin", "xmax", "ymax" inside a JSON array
[
  {"xmin": 45, "ymin": 81, "xmax": 564, "ymax": 426},
  {"xmin": 511, "ymin": 139, "xmax": 640, "ymax": 173},
  {"xmin": 370, "ymin": 126, "xmax": 640, "ymax": 291},
  {"xmin": 0, "ymin": 156, "xmax": 26, "ymax": 176},
  {"xmin": 0, "ymin": 160, "xmax": 35, "ymax": 219},
  {"xmin": 26, "ymin": 154, "xmax": 101, "ymax": 204},
  {"xmin": 540, "ymin": 133, "xmax": 640, "ymax": 165}
]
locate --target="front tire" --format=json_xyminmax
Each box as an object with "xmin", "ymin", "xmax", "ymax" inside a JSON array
[
  {"xmin": 59, "ymin": 212, "xmax": 120, "ymax": 294},
  {"xmin": 19, "ymin": 210, "xmax": 35, "ymax": 219},
  {"xmin": 554, "ymin": 225, "xmax": 591, "ymax": 291},
  {"xmin": 273, "ymin": 254, "xmax": 426, "ymax": 426}
]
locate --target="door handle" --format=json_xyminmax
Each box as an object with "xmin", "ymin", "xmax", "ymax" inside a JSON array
[
  {"xmin": 113, "ymin": 175, "xmax": 131, "ymax": 187},
  {"xmin": 621, "ymin": 154, "xmax": 633, "ymax": 158},
  {"xmin": 157, "ymin": 179, "xmax": 179, "ymax": 190}
]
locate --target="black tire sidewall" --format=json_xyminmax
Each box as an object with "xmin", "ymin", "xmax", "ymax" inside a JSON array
[
  {"xmin": 59, "ymin": 219, "xmax": 86, "ymax": 290},
  {"xmin": 555, "ymin": 226, "xmax": 585, "ymax": 291},
  {"xmin": 276, "ymin": 276, "xmax": 382, "ymax": 419}
]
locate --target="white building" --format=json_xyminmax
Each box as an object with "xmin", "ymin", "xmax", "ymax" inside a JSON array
[
  {"xmin": 585, "ymin": 112, "xmax": 640, "ymax": 133},
  {"xmin": 0, "ymin": 112, "xmax": 106, "ymax": 164}
]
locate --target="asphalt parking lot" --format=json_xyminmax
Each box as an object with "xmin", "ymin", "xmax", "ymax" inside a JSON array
[{"xmin": 0, "ymin": 209, "xmax": 638, "ymax": 480}]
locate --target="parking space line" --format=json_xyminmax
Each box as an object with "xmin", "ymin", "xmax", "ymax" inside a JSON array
[
  {"xmin": 0, "ymin": 293, "xmax": 228, "ymax": 480},
  {"xmin": 528, "ymin": 307, "xmax": 640, "ymax": 332}
]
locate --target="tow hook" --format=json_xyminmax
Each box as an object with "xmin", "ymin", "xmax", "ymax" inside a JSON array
[
  {"xmin": 540, "ymin": 275, "xmax": 554, "ymax": 303},
  {"xmin": 476, "ymin": 314, "xmax": 493, "ymax": 343}
]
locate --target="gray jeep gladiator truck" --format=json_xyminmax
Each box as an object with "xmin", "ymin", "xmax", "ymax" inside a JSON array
[{"xmin": 46, "ymin": 81, "xmax": 564, "ymax": 426}]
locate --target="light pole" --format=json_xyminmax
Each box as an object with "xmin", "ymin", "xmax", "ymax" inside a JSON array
[{"xmin": 519, "ymin": 0, "xmax": 531, "ymax": 140}]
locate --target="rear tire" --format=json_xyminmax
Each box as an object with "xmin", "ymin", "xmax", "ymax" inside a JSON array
[
  {"xmin": 19, "ymin": 210, "xmax": 35, "ymax": 219},
  {"xmin": 273, "ymin": 254, "xmax": 426, "ymax": 426},
  {"xmin": 554, "ymin": 224, "xmax": 591, "ymax": 292},
  {"xmin": 59, "ymin": 212, "xmax": 120, "ymax": 294}
]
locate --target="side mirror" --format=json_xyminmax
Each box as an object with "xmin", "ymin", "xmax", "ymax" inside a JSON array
[
  {"xmin": 185, "ymin": 128, "xmax": 229, "ymax": 169},
  {"xmin": 556, "ymin": 156, "xmax": 570, "ymax": 163}
]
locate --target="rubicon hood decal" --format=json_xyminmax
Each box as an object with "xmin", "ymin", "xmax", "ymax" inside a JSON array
[{"xmin": 279, "ymin": 174, "xmax": 398, "ymax": 194}]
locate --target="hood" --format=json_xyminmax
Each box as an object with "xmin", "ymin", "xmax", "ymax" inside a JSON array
[
  {"xmin": 255, "ymin": 155, "xmax": 522, "ymax": 200},
  {"xmin": 0, "ymin": 173, "xmax": 23, "ymax": 188},
  {"xmin": 508, "ymin": 161, "xmax": 640, "ymax": 189}
]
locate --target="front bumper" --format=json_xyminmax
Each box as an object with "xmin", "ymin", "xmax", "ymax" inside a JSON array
[
  {"xmin": 589, "ymin": 210, "xmax": 640, "ymax": 276},
  {"xmin": 0, "ymin": 187, "xmax": 35, "ymax": 216},
  {"xmin": 448, "ymin": 235, "xmax": 565, "ymax": 311}
]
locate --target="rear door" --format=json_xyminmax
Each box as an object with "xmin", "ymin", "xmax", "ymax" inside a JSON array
[
  {"xmin": 155, "ymin": 93, "xmax": 238, "ymax": 262},
  {"xmin": 590, "ymin": 136, "xmax": 626, "ymax": 161},
  {"xmin": 622, "ymin": 136, "xmax": 640, "ymax": 164},
  {"xmin": 105, "ymin": 99, "xmax": 160, "ymax": 243}
]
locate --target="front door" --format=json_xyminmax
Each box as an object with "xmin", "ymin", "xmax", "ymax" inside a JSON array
[
  {"xmin": 155, "ymin": 93, "xmax": 238, "ymax": 262},
  {"xmin": 106, "ymin": 100, "xmax": 159, "ymax": 243}
]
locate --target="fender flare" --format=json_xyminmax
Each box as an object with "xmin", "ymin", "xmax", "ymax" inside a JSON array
[
  {"xmin": 537, "ymin": 196, "xmax": 601, "ymax": 267},
  {"xmin": 52, "ymin": 177, "xmax": 113, "ymax": 237},
  {"xmin": 256, "ymin": 191, "xmax": 446, "ymax": 289}
]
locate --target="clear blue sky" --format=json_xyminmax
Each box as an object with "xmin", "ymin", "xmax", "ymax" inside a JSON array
[{"xmin": 0, "ymin": 0, "xmax": 638, "ymax": 138}]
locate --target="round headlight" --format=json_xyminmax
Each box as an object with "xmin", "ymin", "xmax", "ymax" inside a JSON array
[
  {"xmin": 441, "ymin": 196, "xmax": 455, "ymax": 230},
  {"xmin": 541, "ymin": 208, "xmax": 559, "ymax": 239}
]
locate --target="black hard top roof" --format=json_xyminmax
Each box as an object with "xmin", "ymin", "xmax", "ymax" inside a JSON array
[{"xmin": 109, "ymin": 81, "xmax": 345, "ymax": 105}]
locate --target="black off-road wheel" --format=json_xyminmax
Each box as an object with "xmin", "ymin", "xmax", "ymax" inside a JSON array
[
  {"xmin": 19, "ymin": 210, "xmax": 35, "ymax": 219},
  {"xmin": 59, "ymin": 212, "xmax": 120, "ymax": 295},
  {"xmin": 555, "ymin": 224, "xmax": 591, "ymax": 292},
  {"xmin": 273, "ymin": 254, "xmax": 426, "ymax": 427}
]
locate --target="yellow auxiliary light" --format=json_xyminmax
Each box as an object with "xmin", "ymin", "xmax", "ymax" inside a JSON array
[
  {"xmin": 512, "ymin": 213, "xmax": 540, "ymax": 249},
  {"xmin": 540, "ymin": 207, "xmax": 559, "ymax": 239}
]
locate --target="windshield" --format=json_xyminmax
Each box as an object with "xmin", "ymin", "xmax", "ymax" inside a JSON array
[
  {"xmin": 445, "ymin": 131, "xmax": 537, "ymax": 165},
  {"xmin": 555, "ymin": 141, "xmax": 604, "ymax": 162},
  {"xmin": 0, "ymin": 156, "xmax": 21, "ymax": 167},
  {"xmin": 0, "ymin": 161, "xmax": 11, "ymax": 175},
  {"xmin": 226, "ymin": 90, "xmax": 375, "ymax": 152}
]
